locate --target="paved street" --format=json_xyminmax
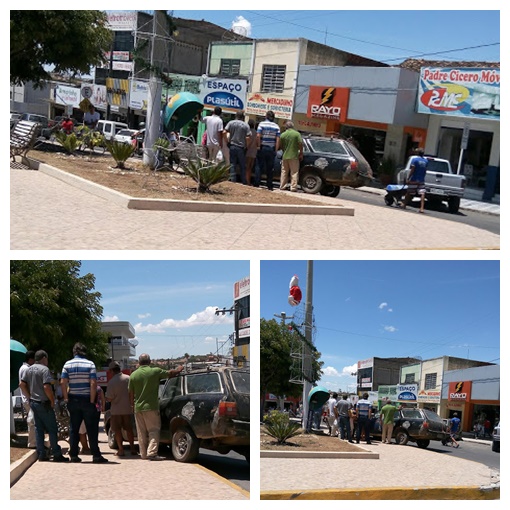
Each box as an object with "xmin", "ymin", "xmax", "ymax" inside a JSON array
[{"xmin": 10, "ymin": 166, "xmax": 500, "ymax": 250}]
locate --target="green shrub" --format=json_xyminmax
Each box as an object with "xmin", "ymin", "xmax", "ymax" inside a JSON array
[
  {"xmin": 264, "ymin": 410, "xmax": 302, "ymax": 444},
  {"xmin": 105, "ymin": 140, "xmax": 135, "ymax": 169},
  {"xmin": 183, "ymin": 158, "xmax": 230, "ymax": 192},
  {"xmin": 75, "ymin": 126, "xmax": 105, "ymax": 153},
  {"xmin": 54, "ymin": 131, "xmax": 80, "ymax": 154}
]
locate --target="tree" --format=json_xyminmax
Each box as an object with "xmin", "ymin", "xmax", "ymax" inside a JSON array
[
  {"xmin": 10, "ymin": 260, "xmax": 109, "ymax": 372},
  {"xmin": 10, "ymin": 10, "xmax": 113, "ymax": 87},
  {"xmin": 260, "ymin": 318, "xmax": 323, "ymax": 418}
]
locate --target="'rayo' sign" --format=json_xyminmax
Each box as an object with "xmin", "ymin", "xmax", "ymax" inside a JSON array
[{"xmin": 397, "ymin": 384, "xmax": 418, "ymax": 402}]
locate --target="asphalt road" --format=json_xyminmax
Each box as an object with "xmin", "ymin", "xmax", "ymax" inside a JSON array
[
  {"xmin": 337, "ymin": 187, "xmax": 500, "ymax": 235},
  {"xmin": 197, "ymin": 449, "xmax": 250, "ymax": 493}
]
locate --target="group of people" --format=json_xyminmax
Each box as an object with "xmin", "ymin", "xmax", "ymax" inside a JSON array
[
  {"xmin": 19, "ymin": 343, "xmax": 184, "ymax": 463},
  {"xmin": 201, "ymin": 107, "xmax": 303, "ymax": 191},
  {"xmin": 325, "ymin": 392, "xmax": 401, "ymax": 445}
]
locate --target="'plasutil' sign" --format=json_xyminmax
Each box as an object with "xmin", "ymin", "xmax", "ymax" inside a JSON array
[{"xmin": 397, "ymin": 384, "xmax": 418, "ymax": 402}]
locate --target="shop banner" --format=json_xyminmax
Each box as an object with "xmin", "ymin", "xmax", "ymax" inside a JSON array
[
  {"xmin": 107, "ymin": 11, "xmax": 137, "ymax": 31},
  {"xmin": 448, "ymin": 381, "xmax": 472, "ymax": 402},
  {"xmin": 418, "ymin": 389, "xmax": 441, "ymax": 403},
  {"xmin": 246, "ymin": 92, "xmax": 293, "ymax": 120},
  {"xmin": 397, "ymin": 384, "xmax": 418, "ymax": 402},
  {"xmin": 106, "ymin": 78, "xmax": 130, "ymax": 108},
  {"xmin": 307, "ymin": 86, "xmax": 350, "ymax": 122},
  {"xmin": 199, "ymin": 77, "xmax": 247, "ymax": 112},
  {"xmin": 54, "ymin": 84, "xmax": 81, "ymax": 107},
  {"xmin": 417, "ymin": 67, "xmax": 500, "ymax": 120},
  {"xmin": 130, "ymin": 80, "xmax": 149, "ymax": 111},
  {"xmin": 91, "ymin": 85, "xmax": 108, "ymax": 111},
  {"xmin": 234, "ymin": 276, "xmax": 250, "ymax": 300}
]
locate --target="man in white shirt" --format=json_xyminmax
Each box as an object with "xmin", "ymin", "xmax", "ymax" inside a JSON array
[
  {"xmin": 84, "ymin": 104, "xmax": 100, "ymax": 130},
  {"xmin": 18, "ymin": 350, "xmax": 36, "ymax": 448},
  {"xmin": 200, "ymin": 106, "xmax": 224, "ymax": 162},
  {"xmin": 326, "ymin": 392, "xmax": 338, "ymax": 436}
]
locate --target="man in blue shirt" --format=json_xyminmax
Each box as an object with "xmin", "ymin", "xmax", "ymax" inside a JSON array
[
  {"xmin": 356, "ymin": 392, "xmax": 372, "ymax": 444},
  {"xmin": 402, "ymin": 148, "xmax": 428, "ymax": 213},
  {"xmin": 449, "ymin": 412, "xmax": 461, "ymax": 447}
]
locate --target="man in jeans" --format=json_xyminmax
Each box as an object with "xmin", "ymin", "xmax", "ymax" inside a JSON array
[
  {"xmin": 61, "ymin": 342, "xmax": 108, "ymax": 463},
  {"xmin": 20, "ymin": 350, "xmax": 68, "ymax": 462},
  {"xmin": 256, "ymin": 110, "xmax": 280, "ymax": 190},
  {"xmin": 335, "ymin": 394, "xmax": 354, "ymax": 443},
  {"xmin": 128, "ymin": 354, "xmax": 184, "ymax": 460},
  {"xmin": 356, "ymin": 392, "xmax": 372, "ymax": 444},
  {"xmin": 224, "ymin": 111, "xmax": 251, "ymax": 184}
]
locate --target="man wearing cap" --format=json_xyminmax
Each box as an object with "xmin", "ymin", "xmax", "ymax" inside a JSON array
[
  {"xmin": 128, "ymin": 354, "xmax": 184, "ymax": 460},
  {"xmin": 256, "ymin": 110, "xmax": 280, "ymax": 190},
  {"xmin": 106, "ymin": 361, "xmax": 137, "ymax": 456},
  {"xmin": 20, "ymin": 350, "xmax": 69, "ymax": 462},
  {"xmin": 18, "ymin": 350, "xmax": 36, "ymax": 449}
]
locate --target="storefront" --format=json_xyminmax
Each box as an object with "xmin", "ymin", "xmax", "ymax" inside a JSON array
[
  {"xmin": 418, "ymin": 67, "xmax": 500, "ymax": 200},
  {"xmin": 441, "ymin": 364, "xmax": 500, "ymax": 434}
]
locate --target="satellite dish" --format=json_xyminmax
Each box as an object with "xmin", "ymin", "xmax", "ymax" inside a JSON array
[{"xmin": 222, "ymin": 30, "xmax": 239, "ymax": 42}]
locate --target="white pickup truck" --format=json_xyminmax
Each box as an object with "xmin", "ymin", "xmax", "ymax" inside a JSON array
[{"xmin": 397, "ymin": 156, "xmax": 466, "ymax": 213}]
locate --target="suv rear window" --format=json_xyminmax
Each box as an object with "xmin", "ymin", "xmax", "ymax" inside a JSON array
[
  {"xmin": 185, "ymin": 372, "xmax": 223, "ymax": 394},
  {"xmin": 401, "ymin": 409, "xmax": 423, "ymax": 419},
  {"xmin": 307, "ymin": 139, "xmax": 349, "ymax": 156},
  {"xmin": 230, "ymin": 371, "xmax": 250, "ymax": 394}
]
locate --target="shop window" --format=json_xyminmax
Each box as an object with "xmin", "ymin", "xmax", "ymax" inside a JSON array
[
  {"xmin": 424, "ymin": 373, "xmax": 437, "ymax": 390},
  {"xmin": 405, "ymin": 373, "xmax": 416, "ymax": 384},
  {"xmin": 261, "ymin": 65, "xmax": 286, "ymax": 93}
]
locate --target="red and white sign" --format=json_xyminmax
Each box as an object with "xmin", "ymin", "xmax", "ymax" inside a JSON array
[
  {"xmin": 234, "ymin": 276, "xmax": 250, "ymax": 300},
  {"xmin": 107, "ymin": 11, "xmax": 137, "ymax": 31},
  {"xmin": 307, "ymin": 86, "xmax": 350, "ymax": 122},
  {"xmin": 245, "ymin": 93, "xmax": 293, "ymax": 120}
]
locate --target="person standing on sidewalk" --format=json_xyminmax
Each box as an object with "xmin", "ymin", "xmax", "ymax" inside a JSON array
[
  {"xmin": 18, "ymin": 350, "xmax": 36, "ymax": 449},
  {"xmin": 279, "ymin": 121, "xmax": 303, "ymax": 192},
  {"xmin": 356, "ymin": 392, "xmax": 372, "ymax": 444},
  {"xmin": 326, "ymin": 392, "xmax": 338, "ymax": 436},
  {"xmin": 380, "ymin": 399, "xmax": 398, "ymax": 444},
  {"xmin": 256, "ymin": 110, "xmax": 280, "ymax": 190},
  {"xmin": 224, "ymin": 111, "xmax": 252, "ymax": 184},
  {"xmin": 106, "ymin": 361, "xmax": 137, "ymax": 457},
  {"xmin": 335, "ymin": 394, "xmax": 354, "ymax": 442},
  {"xmin": 128, "ymin": 354, "xmax": 184, "ymax": 460},
  {"xmin": 200, "ymin": 106, "xmax": 224, "ymax": 162},
  {"xmin": 61, "ymin": 342, "xmax": 109, "ymax": 464},
  {"xmin": 20, "ymin": 350, "xmax": 69, "ymax": 462}
]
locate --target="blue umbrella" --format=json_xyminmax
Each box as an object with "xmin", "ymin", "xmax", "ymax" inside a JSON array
[
  {"xmin": 10, "ymin": 339, "xmax": 27, "ymax": 392},
  {"xmin": 163, "ymin": 92, "xmax": 203, "ymax": 133}
]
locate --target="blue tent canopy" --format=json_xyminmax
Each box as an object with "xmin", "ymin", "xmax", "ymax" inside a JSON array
[
  {"xmin": 10, "ymin": 339, "xmax": 27, "ymax": 392},
  {"xmin": 163, "ymin": 92, "xmax": 203, "ymax": 133}
]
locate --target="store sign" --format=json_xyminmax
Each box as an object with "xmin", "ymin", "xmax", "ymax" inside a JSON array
[
  {"xmin": 199, "ymin": 78, "xmax": 247, "ymax": 112},
  {"xmin": 239, "ymin": 327, "xmax": 250, "ymax": 338},
  {"xmin": 397, "ymin": 384, "xmax": 418, "ymax": 402},
  {"xmin": 234, "ymin": 276, "xmax": 250, "ymax": 300},
  {"xmin": 307, "ymin": 86, "xmax": 350, "ymax": 122},
  {"xmin": 91, "ymin": 85, "xmax": 108, "ymax": 110},
  {"xmin": 107, "ymin": 11, "xmax": 137, "ymax": 31},
  {"xmin": 129, "ymin": 80, "xmax": 149, "ymax": 111},
  {"xmin": 417, "ymin": 67, "xmax": 500, "ymax": 120},
  {"xmin": 448, "ymin": 381, "xmax": 472, "ymax": 402},
  {"xmin": 106, "ymin": 78, "xmax": 130, "ymax": 108},
  {"xmin": 246, "ymin": 92, "xmax": 294, "ymax": 120},
  {"xmin": 417, "ymin": 389, "xmax": 441, "ymax": 403},
  {"xmin": 358, "ymin": 358, "xmax": 374, "ymax": 370},
  {"xmin": 54, "ymin": 84, "xmax": 81, "ymax": 107},
  {"xmin": 295, "ymin": 117, "xmax": 326, "ymax": 133},
  {"xmin": 239, "ymin": 317, "xmax": 250, "ymax": 329}
]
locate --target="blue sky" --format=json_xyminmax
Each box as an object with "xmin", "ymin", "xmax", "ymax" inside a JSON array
[
  {"xmin": 260, "ymin": 260, "xmax": 500, "ymax": 393},
  {"xmin": 171, "ymin": 9, "xmax": 500, "ymax": 64},
  {"xmin": 79, "ymin": 260, "xmax": 249, "ymax": 360}
]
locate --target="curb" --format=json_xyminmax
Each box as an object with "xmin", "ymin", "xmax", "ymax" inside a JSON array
[
  {"xmin": 261, "ymin": 450, "xmax": 378, "ymax": 459},
  {"xmin": 31, "ymin": 161, "xmax": 355, "ymax": 216},
  {"xmin": 260, "ymin": 485, "xmax": 500, "ymax": 500},
  {"xmin": 10, "ymin": 450, "xmax": 37, "ymax": 486}
]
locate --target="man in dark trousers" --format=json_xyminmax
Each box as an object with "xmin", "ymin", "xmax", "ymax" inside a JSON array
[
  {"xmin": 401, "ymin": 148, "xmax": 428, "ymax": 213},
  {"xmin": 355, "ymin": 392, "xmax": 372, "ymax": 444},
  {"xmin": 20, "ymin": 350, "xmax": 69, "ymax": 462}
]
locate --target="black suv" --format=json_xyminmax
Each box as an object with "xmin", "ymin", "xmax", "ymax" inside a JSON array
[
  {"xmin": 272, "ymin": 135, "xmax": 373, "ymax": 197},
  {"xmin": 371, "ymin": 407, "xmax": 447, "ymax": 448},
  {"xmin": 159, "ymin": 365, "xmax": 250, "ymax": 462}
]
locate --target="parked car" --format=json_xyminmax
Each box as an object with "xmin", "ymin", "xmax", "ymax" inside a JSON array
[
  {"xmin": 396, "ymin": 155, "xmax": 466, "ymax": 213},
  {"xmin": 371, "ymin": 407, "xmax": 447, "ymax": 448},
  {"xmin": 114, "ymin": 128, "xmax": 138, "ymax": 145},
  {"xmin": 270, "ymin": 135, "xmax": 373, "ymax": 197},
  {"xmin": 492, "ymin": 421, "xmax": 500, "ymax": 452},
  {"xmin": 96, "ymin": 120, "xmax": 129, "ymax": 141},
  {"xmin": 20, "ymin": 113, "xmax": 49, "ymax": 138},
  {"xmin": 158, "ymin": 365, "xmax": 250, "ymax": 462}
]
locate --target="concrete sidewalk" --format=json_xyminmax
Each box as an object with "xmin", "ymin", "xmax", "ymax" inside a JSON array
[
  {"xmin": 10, "ymin": 165, "xmax": 500, "ymax": 250},
  {"xmin": 260, "ymin": 440, "xmax": 500, "ymax": 500},
  {"xmin": 10, "ymin": 429, "xmax": 249, "ymax": 500}
]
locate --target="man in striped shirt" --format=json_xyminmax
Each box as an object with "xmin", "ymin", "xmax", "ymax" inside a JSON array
[
  {"xmin": 355, "ymin": 392, "xmax": 373, "ymax": 444},
  {"xmin": 255, "ymin": 110, "xmax": 280, "ymax": 191},
  {"xmin": 61, "ymin": 342, "xmax": 108, "ymax": 463}
]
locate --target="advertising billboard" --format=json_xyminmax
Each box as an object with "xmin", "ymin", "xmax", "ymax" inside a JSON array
[
  {"xmin": 246, "ymin": 92, "xmax": 294, "ymax": 120},
  {"xmin": 448, "ymin": 381, "xmax": 472, "ymax": 402},
  {"xmin": 199, "ymin": 77, "xmax": 247, "ymax": 113},
  {"xmin": 417, "ymin": 67, "xmax": 500, "ymax": 120},
  {"xmin": 396, "ymin": 384, "xmax": 418, "ymax": 402}
]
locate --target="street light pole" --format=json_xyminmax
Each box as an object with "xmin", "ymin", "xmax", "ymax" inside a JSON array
[{"xmin": 302, "ymin": 260, "xmax": 313, "ymax": 432}]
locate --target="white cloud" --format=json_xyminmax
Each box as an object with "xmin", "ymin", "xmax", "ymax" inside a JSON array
[
  {"xmin": 384, "ymin": 325, "xmax": 398, "ymax": 333},
  {"xmin": 135, "ymin": 306, "xmax": 233, "ymax": 333},
  {"xmin": 138, "ymin": 313, "xmax": 151, "ymax": 319},
  {"xmin": 103, "ymin": 314, "xmax": 119, "ymax": 321},
  {"xmin": 322, "ymin": 366, "xmax": 340, "ymax": 377},
  {"xmin": 342, "ymin": 363, "xmax": 358, "ymax": 376},
  {"xmin": 379, "ymin": 302, "xmax": 388, "ymax": 310}
]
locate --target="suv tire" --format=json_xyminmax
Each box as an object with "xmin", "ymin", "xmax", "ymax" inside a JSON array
[
  {"xmin": 448, "ymin": 196, "xmax": 461, "ymax": 214},
  {"xmin": 416, "ymin": 439, "xmax": 430, "ymax": 449},
  {"xmin": 320, "ymin": 184, "xmax": 341, "ymax": 197},
  {"xmin": 395, "ymin": 430, "xmax": 409, "ymax": 445},
  {"xmin": 300, "ymin": 170, "xmax": 323, "ymax": 194},
  {"xmin": 172, "ymin": 426, "xmax": 200, "ymax": 463}
]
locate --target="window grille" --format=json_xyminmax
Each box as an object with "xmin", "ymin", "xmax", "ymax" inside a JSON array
[
  {"xmin": 220, "ymin": 59, "xmax": 241, "ymax": 76},
  {"xmin": 261, "ymin": 65, "xmax": 286, "ymax": 93},
  {"xmin": 424, "ymin": 373, "xmax": 437, "ymax": 390}
]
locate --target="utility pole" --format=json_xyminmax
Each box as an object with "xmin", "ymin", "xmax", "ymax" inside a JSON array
[
  {"xmin": 302, "ymin": 260, "xmax": 313, "ymax": 432},
  {"xmin": 274, "ymin": 311, "xmax": 293, "ymax": 325}
]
